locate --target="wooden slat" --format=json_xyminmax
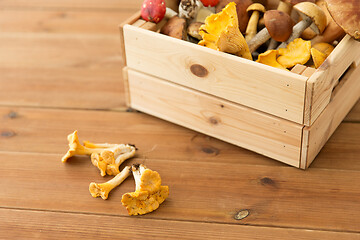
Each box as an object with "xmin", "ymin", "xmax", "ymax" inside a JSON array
[
  {"xmin": 0, "ymin": 33, "xmax": 125, "ymax": 109},
  {"xmin": 123, "ymin": 25, "xmax": 308, "ymax": 124},
  {"xmin": 304, "ymin": 35, "xmax": 360, "ymax": 126},
  {"xmin": 1, "ymin": 106, "xmax": 359, "ymax": 170},
  {"xmin": 1, "ymin": 152, "xmax": 360, "ymax": 232},
  {"xmin": 1, "ymin": 209, "xmax": 358, "ymax": 240},
  {"xmin": 128, "ymin": 69, "xmax": 303, "ymax": 167},
  {"xmin": 302, "ymin": 64, "xmax": 360, "ymax": 168},
  {"xmin": 0, "ymin": 0, "xmax": 143, "ymax": 10},
  {"xmin": 0, "ymin": 9, "xmax": 135, "ymax": 35}
]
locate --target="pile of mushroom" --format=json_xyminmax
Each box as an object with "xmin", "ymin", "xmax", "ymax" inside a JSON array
[
  {"xmin": 61, "ymin": 130, "xmax": 169, "ymax": 215},
  {"xmin": 140, "ymin": 0, "xmax": 358, "ymax": 70}
]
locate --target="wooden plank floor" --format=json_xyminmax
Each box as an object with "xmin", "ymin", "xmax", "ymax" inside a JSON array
[{"xmin": 0, "ymin": 1, "xmax": 359, "ymax": 239}]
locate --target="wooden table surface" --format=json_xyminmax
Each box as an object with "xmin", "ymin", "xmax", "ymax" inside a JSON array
[{"xmin": 1, "ymin": 1, "xmax": 360, "ymax": 239}]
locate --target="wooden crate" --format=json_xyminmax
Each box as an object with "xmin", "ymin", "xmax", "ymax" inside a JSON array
[{"xmin": 119, "ymin": 6, "xmax": 360, "ymax": 169}]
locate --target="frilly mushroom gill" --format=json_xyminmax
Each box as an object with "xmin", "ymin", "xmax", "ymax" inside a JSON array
[{"xmin": 198, "ymin": 2, "xmax": 252, "ymax": 60}]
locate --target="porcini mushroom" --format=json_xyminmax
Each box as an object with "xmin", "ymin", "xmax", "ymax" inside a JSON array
[
  {"xmin": 277, "ymin": 38, "xmax": 311, "ymax": 68},
  {"xmin": 325, "ymin": 0, "xmax": 360, "ymax": 41},
  {"xmin": 89, "ymin": 166, "xmax": 131, "ymax": 200},
  {"xmin": 215, "ymin": 0, "xmax": 252, "ymax": 33},
  {"xmin": 245, "ymin": 3, "xmax": 266, "ymax": 41},
  {"xmin": 267, "ymin": 0, "xmax": 314, "ymax": 49},
  {"xmin": 247, "ymin": 10, "xmax": 293, "ymax": 53},
  {"xmin": 187, "ymin": 22, "xmax": 203, "ymax": 40},
  {"xmin": 198, "ymin": 2, "xmax": 252, "ymax": 60},
  {"xmin": 277, "ymin": 2, "xmax": 326, "ymax": 49},
  {"xmin": 256, "ymin": 50, "xmax": 287, "ymax": 69},
  {"xmin": 160, "ymin": 15, "xmax": 187, "ymax": 40},
  {"xmin": 121, "ymin": 164, "xmax": 169, "ymax": 216}
]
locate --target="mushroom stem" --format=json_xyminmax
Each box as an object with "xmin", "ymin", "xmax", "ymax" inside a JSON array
[
  {"xmin": 245, "ymin": 10, "xmax": 260, "ymax": 41},
  {"xmin": 89, "ymin": 166, "xmax": 131, "ymax": 200},
  {"xmin": 277, "ymin": 17, "xmax": 312, "ymax": 49},
  {"xmin": 247, "ymin": 26, "xmax": 270, "ymax": 52}
]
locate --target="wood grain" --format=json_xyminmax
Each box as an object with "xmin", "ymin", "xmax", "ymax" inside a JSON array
[
  {"xmin": 0, "ymin": 33, "xmax": 125, "ymax": 109},
  {"xmin": 345, "ymin": 100, "xmax": 360, "ymax": 122},
  {"xmin": 128, "ymin": 69, "xmax": 303, "ymax": 167},
  {"xmin": 1, "ymin": 208, "xmax": 358, "ymax": 240},
  {"xmin": 0, "ymin": 9, "xmax": 135, "ymax": 35},
  {"xmin": 0, "ymin": 0, "xmax": 143, "ymax": 10},
  {"xmin": 304, "ymin": 35, "xmax": 360, "ymax": 125},
  {"xmin": 1, "ymin": 152, "xmax": 360, "ymax": 232},
  {"xmin": 1, "ymin": 106, "xmax": 359, "ymax": 170},
  {"xmin": 123, "ymin": 25, "xmax": 308, "ymax": 124},
  {"xmin": 302, "ymin": 64, "xmax": 360, "ymax": 168}
]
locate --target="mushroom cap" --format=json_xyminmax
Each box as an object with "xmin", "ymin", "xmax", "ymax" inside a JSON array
[
  {"xmin": 294, "ymin": 2, "xmax": 327, "ymax": 35},
  {"xmin": 246, "ymin": 3, "xmax": 266, "ymax": 13},
  {"xmin": 215, "ymin": 0, "xmax": 252, "ymax": 33},
  {"xmin": 256, "ymin": 50, "xmax": 287, "ymax": 70},
  {"xmin": 277, "ymin": 38, "xmax": 311, "ymax": 68},
  {"xmin": 264, "ymin": 10, "xmax": 293, "ymax": 42},
  {"xmin": 282, "ymin": 0, "xmax": 315, "ymax": 5},
  {"xmin": 326, "ymin": 0, "xmax": 360, "ymax": 40}
]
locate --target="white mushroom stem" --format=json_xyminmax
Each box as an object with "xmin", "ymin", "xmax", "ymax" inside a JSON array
[
  {"xmin": 277, "ymin": 17, "xmax": 312, "ymax": 49},
  {"xmin": 247, "ymin": 27, "xmax": 271, "ymax": 52},
  {"xmin": 114, "ymin": 146, "xmax": 136, "ymax": 167},
  {"xmin": 89, "ymin": 166, "xmax": 131, "ymax": 200},
  {"xmin": 165, "ymin": 7, "xmax": 178, "ymax": 19},
  {"xmin": 245, "ymin": 10, "xmax": 261, "ymax": 41},
  {"xmin": 132, "ymin": 164, "xmax": 147, "ymax": 192}
]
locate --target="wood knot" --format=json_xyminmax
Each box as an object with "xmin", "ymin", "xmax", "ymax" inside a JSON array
[
  {"xmin": 7, "ymin": 111, "xmax": 18, "ymax": 119},
  {"xmin": 234, "ymin": 209, "xmax": 250, "ymax": 220},
  {"xmin": 208, "ymin": 116, "xmax": 220, "ymax": 125},
  {"xmin": 201, "ymin": 146, "xmax": 220, "ymax": 155},
  {"xmin": 260, "ymin": 177, "xmax": 276, "ymax": 187},
  {"xmin": 190, "ymin": 64, "xmax": 208, "ymax": 78},
  {"xmin": 1, "ymin": 130, "xmax": 16, "ymax": 138}
]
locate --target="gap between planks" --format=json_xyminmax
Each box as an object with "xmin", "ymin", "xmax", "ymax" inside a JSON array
[{"xmin": 1, "ymin": 204, "xmax": 360, "ymax": 235}]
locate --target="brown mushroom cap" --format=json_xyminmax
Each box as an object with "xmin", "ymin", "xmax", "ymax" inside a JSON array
[
  {"xmin": 294, "ymin": 2, "xmax": 327, "ymax": 34},
  {"xmin": 216, "ymin": 0, "xmax": 252, "ymax": 33},
  {"xmin": 326, "ymin": 0, "xmax": 360, "ymax": 40},
  {"xmin": 247, "ymin": 3, "xmax": 266, "ymax": 13},
  {"xmin": 264, "ymin": 10, "xmax": 294, "ymax": 42},
  {"xmin": 285, "ymin": 0, "xmax": 315, "ymax": 5}
]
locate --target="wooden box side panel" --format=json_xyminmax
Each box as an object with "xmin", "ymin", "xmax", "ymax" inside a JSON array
[
  {"xmin": 127, "ymin": 69, "xmax": 304, "ymax": 167},
  {"xmin": 123, "ymin": 25, "xmax": 308, "ymax": 124},
  {"xmin": 304, "ymin": 35, "xmax": 360, "ymax": 126},
  {"xmin": 301, "ymin": 63, "xmax": 360, "ymax": 169}
]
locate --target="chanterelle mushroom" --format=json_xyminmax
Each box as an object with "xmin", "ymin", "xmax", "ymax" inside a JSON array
[
  {"xmin": 256, "ymin": 50, "xmax": 287, "ymax": 70},
  {"xmin": 247, "ymin": 10, "xmax": 293, "ymax": 53},
  {"xmin": 198, "ymin": 2, "xmax": 252, "ymax": 60},
  {"xmin": 121, "ymin": 164, "xmax": 169, "ymax": 216},
  {"xmin": 325, "ymin": 0, "xmax": 360, "ymax": 41},
  {"xmin": 310, "ymin": 42, "xmax": 334, "ymax": 68},
  {"xmin": 277, "ymin": 2, "xmax": 326, "ymax": 49},
  {"xmin": 61, "ymin": 130, "xmax": 105, "ymax": 163},
  {"xmin": 215, "ymin": 0, "xmax": 252, "ymax": 33},
  {"xmin": 89, "ymin": 166, "xmax": 131, "ymax": 200},
  {"xmin": 277, "ymin": 38, "xmax": 311, "ymax": 68},
  {"xmin": 86, "ymin": 142, "xmax": 136, "ymax": 176}
]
